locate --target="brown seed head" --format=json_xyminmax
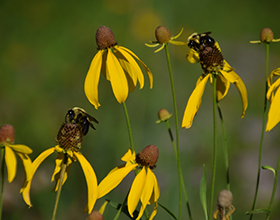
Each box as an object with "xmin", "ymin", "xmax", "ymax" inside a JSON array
[
  {"xmin": 199, "ymin": 46, "xmax": 224, "ymax": 73},
  {"xmin": 155, "ymin": 26, "xmax": 171, "ymax": 44},
  {"xmin": 217, "ymin": 189, "xmax": 233, "ymax": 208},
  {"xmin": 136, "ymin": 144, "xmax": 159, "ymax": 169},
  {"xmin": 157, "ymin": 108, "xmax": 172, "ymax": 122},
  {"xmin": 260, "ymin": 28, "xmax": 274, "ymax": 43},
  {"xmin": 87, "ymin": 211, "xmax": 104, "ymax": 220},
  {"xmin": 96, "ymin": 26, "xmax": 117, "ymax": 50},
  {"xmin": 0, "ymin": 124, "xmax": 15, "ymax": 144},
  {"xmin": 56, "ymin": 123, "xmax": 83, "ymax": 151}
]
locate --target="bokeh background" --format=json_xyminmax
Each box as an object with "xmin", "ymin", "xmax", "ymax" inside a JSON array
[{"xmin": 1, "ymin": 0, "xmax": 280, "ymax": 219}]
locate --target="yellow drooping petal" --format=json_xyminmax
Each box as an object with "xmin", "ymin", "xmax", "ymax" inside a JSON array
[
  {"xmin": 186, "ymin": 48, "xmax": 200, "ymax": 63},
  {"xmin": 107, "ymin": 48, "xmax": 128, "ymax": 103},
  {"xmin": 16, "ymin": 152, "xmax": 32, "ymax": 183},
  {"xmin": 5, "ymin": 146, "xmax": 17, "ymax": 182},
  {"xmin": 216, "ymin": 73, "xmax": 230, "ymax": 101},
  {"xmin": 115, "ymin": 46, "xmax": 145, "ymax": 92},
  {"xmin": 145, "ymin": 43, "xmax": 160, "ymax": 48},
  {"xmin": 149, "ymin": 170, "xmax": 160, "ymax": 204},
  {"xmin": 51, "ymin": 154, "xmax": 72, "ymax": 192},
  {"xmin": 220, "ymin": 67, "xmax": 248, "ymax": 118},
  {"xmin": 182, "ymin": 74, "xmax": 211, "ymax": 128},
  {"xmin": 267, "ymin": 77, "xmax": 280, "ymax": 103},
  {"xmin": 84, "ymin": 50, "xmax": 103, "ymax": 109},
  {"xmin": 20, "ymin": 147, "xmax": 56, "ymax": 207},
  {"xmin": 154, "ymin": 44, "xmax": 165, "ymax": 53},
  {"xmin": 148, "ymin": 202, "xmax": 158, "ymax": 220},
  {"xmin": 136, "ymin": 168, "xmax": 154, "ymax": 220},
  {"xmin": 118, "ymin": 46, "xmax": 153, "ymax": 89},
  {"xmin": 97, "ymin": 163, "xmax": 137, "ymax": 199},
  {"xmin": 128, "ymin": 168, "xmax": 147, "ymax": 217},
  {"xmin": 266, "ymin": 86, "xmax": 280, "ymax": 131},
  {"xmin": 268, "ymin": 68, "xmax": 280, "ymax": 87},
  {"xmin": 74, "ymin": 152, "xmax": 98, "ymax": 214},
  {"xmin": 10, "ymin": 144, "xmax": 32, "ymax": 154}
]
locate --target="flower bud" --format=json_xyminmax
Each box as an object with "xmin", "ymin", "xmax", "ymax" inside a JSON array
[
  {"xmin": 260, "ymin": 28, "xmax": 274, "ymax": 43},
  {"xmin": 96, "ymin": 26, "xmax": 117, "ymax": 50},
  {"xmin": 56, "ymin": 123, "xmax": 82, "ymax": 151},
  {"xmin": 155, "ymin": 26, "xmax": 171, "ymax": 44},
  {"xmin": 217, "ymin": 189, "xmax": 233, "ymax": 208},
  {"xmin": 156, "ymin": 108, "xmax": 172, "ymax": 123},
  {"xmin": 0, "ymin": 124, "xmax": 15, "ymax": 145},
  {"xmin": 136, "ymin": 144, "xmax": 159, "ymax": 169},
  {"xmin": 87, "ymin": 211, "xmax": 104, "ymax": 220}
]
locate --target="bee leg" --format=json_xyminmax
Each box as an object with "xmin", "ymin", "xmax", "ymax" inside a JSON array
[{"xmin": 81, "ymin": 118, "xmax": 89, "ymax": 135}]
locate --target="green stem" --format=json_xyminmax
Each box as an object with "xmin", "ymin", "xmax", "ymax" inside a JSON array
[
  {"xmin": 122, "ymin": 102, "xmax": 134, "ymax": 152},
  {"xmin": 113, "ymin": 193, "xmax": 128, "ymax": 220},
  {"xmin": 209, "ymin": 74, "xmax": 217, "ymax": 220},
  {"xmin": 249, "ymin": 42, "xmax": 270, "ymax": 220},
  {"xmin": 266, "ymin": 154, "xmax": 280, "ymax": 220},
  {"xmin": 164, "ymin": 44, "xmax": 192, "ymax": 220},
  {"xmin": 217, "ymin": 102, "xmax": 230, "ymax": 190},
  {"xmin": 51, "ymin": 154, "xmax": 67, "ymax": 220},
  {"xmin": 0, "ymin": 147, "xmax": 5, "ymax": 220}
]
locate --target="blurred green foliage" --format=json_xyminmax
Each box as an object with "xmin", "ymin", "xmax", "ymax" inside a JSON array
[{"xmin": 1, "ymin": 0, "xmax": 280, "ymax": 219}]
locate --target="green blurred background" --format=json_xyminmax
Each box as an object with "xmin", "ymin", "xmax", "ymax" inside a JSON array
[{"xmin": 1, "ymin": 0, "xmax": 280, "ymax": 219}]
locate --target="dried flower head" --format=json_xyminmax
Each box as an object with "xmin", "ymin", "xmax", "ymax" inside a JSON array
[
  {"xmin": 0, "ymin": 124, "xmax": 15, "ymax": 145},
  {"xmin": 136, "ymin": 144, "xmax": 159, "ymax": 169},
  {"xmin": 218, "ymin": 189, "xmax": 233, "ymax": 208},
  {"xmin": 56, "ymin": 123, "xmax": 83, "ymax": 151},
  {"xmin": 96, "ymin": 25, "xmax": 117, "ymax": 50}
]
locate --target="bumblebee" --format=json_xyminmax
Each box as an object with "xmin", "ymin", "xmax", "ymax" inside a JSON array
[
  {"xmin": 187, "ymin": 32, "xmax": 215, "ymax": 51},
  {"xmin": 65, "ymin": 107, "xmax": 99, "ymax": 136}
]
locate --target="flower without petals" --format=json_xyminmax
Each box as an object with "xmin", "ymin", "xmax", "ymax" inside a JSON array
[
  {"xmin": 84, "ymin": 26, "xmax": 153, "ymax": 109},
  {"xmin": 145, "ymin": 26, "xmax": 186, "ymax": 53}
]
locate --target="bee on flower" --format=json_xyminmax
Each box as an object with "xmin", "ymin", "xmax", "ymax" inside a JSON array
[
  {"xmin": 21, "ymin": 111, "xmax": 98, "ymax": 214},
  {"xmin": 182, "ymin": 32, "xmax": 248, "ymax": 128}
]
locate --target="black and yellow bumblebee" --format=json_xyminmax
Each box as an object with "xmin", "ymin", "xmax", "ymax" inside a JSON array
[
  {"xmin": 187, "ymin": 32, "xmax": 215, "ymax": 52},
  {"xmin": 65, "ymin": 107, "xmax": 99, "ymax": 136}
]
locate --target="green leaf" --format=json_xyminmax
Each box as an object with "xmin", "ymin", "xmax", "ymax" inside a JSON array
[
  {"xmin": 200, "ymin": 164, "xmax": 208, "ymax": 220},
  {"xmin": 262, "ymin": 165, "xmax": 276, "ymax": 177},
  {"xmin": 158, "ymin": 202, "xmax": 177, "ymax": 220},
  {"xmin": 245, "ymin": 208, "xmax": 270, "ymax": 216}
]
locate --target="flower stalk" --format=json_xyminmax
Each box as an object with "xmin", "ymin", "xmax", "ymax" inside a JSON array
[
  {"xmin": 51, "ymin": 153, "xmax": 67, "ymax": 220},
  {"xmin": 164, "ymin": 44, "xmax": 192, "ymax": 220},
  {"xmin": 209, "ymin": 74, "xmax": 218, "ymax": 220},
  {"xmin": 122, "ymin": 102, "xmax": 134, "ymax": 152}
]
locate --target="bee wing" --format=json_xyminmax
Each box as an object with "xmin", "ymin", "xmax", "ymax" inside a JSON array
[{"xmin": 87, "ymin": 114, "xmax": 99, "ymax": 124}]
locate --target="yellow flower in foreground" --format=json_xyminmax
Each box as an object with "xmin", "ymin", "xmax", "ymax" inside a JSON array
[
  {"xmin": 266, "ymin": 68, "xmax": 280, "ymax": 131},
  {"xmin": 84, "ymin": 25, "xmax": 153, "ymax": 109},
  {"xmin": 97, "ymin": 145, "xmax": 160, "ymax": 220},
  {"xmin": 20, "ymin": 123, "xmax": 98, "ymax": 214},
  {"xmin": 182, "ymin": 32, "xmax": 248, "ymax": 128},
  {"xmin": 0, "ymin": 124, "xmax": 32, "ymax": 183},
  {"xmin": 145, "ymin": 26, "xmax": 186, "ymax": 53}
]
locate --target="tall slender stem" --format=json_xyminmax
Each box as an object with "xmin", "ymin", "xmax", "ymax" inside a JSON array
[
  {"xmin": 217, "ymin": 102, "xmax": 230, "ymax": 190},
  {"xmin": 249, "ymin": 43, "xmax": 270, "ymax": 220},
  {"xmin": 209, "ymin": 74, "xmax": 217, "ymax": 220},
  {"xmin": 51, "ymin": 154, "xmax": 67, "ymax": 220},
  {"xmin": 0, "ymin": 147, "xmax": 5, "ymax": 220},
  {"xmin": 122, "ymin": 102, "xmax": 134, "ymax": 152},
  {"xmin": 164, "ymin": 44, "xmax": 192, "ymax": 220},
  {"xmin": 266, "ymin": 154, "xmax": 280, "ymax": 220}
]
